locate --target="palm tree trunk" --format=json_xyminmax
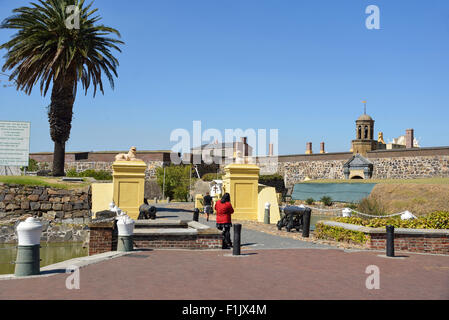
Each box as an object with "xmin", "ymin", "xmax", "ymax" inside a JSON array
[
  {"xmin": 53, "ymin": 141, "xmax": 65, "ymax": 176},
  {"xmin": 48, "ymin": 74, "xmax": 75, "ymax": 176}
]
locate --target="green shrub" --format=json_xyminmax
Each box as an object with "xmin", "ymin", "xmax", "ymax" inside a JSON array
[
  {"xmin": 320, "ymin": 196, "xmax": 333, "ymax": 206},
  {"xmin": 259, "ymin": 174, "xmax": 285, "ymax": 193},
  {"xmin": 315, "ymin": 223, "xmax": 368, "ymax": 245},
  {"xmin": 20, "ymin": 158, "xmax": 39, "ymax": 172},
  {"xmin": 202, "ymin": 173, "xmax": 223, "ymax": 181},
  {"xmin": 66, "ymin": 168, "xmax": 78, "ymax": 177},
  {"xmin": 65, "ymin": 169, "xmax": 112, "ymax": 180},
  {"xmin": 305, "ymin": 198, "xmax": 314, "ymax": 205},
  {"xmin": 333, "ymin": 211, "xmax": 449, "ymax": 229},
  {"xmin": 156, "ymin": 165, "xmax": 191, "ymax": 201}
]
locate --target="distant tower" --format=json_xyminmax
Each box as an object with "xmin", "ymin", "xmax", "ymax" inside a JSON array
[{"xmin": 351, "ymin": 102, "xmax": 377, "ymax": 156}]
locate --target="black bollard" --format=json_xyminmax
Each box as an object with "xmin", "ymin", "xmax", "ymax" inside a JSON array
[
  {"xmin": 386, "ymin": 225, "xmax": 395, "ymax": 257},
  {"xmin": 193, "ymin": 208, "xmax": 199, "ymax": 222},
  {"xmin": 302, "ymin": 208, "xmax": 311, "ymax": 238},
  {"xmin": 233, "ymin": 224, "xmax": 242, "ymax": 256}
]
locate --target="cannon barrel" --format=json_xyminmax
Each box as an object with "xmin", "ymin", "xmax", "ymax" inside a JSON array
[
  {"xmin": 283, "ymin": 206, "xmax": 307, "ymax": 215},
  {"xmin": 138, "ymin": 204, "xmax": 157, "ymax": 219}
]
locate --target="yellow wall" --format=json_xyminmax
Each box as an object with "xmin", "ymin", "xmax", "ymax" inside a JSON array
[
  {"xmin": 257, "ymin": 185, "xmax": 280, "ymax": 224},
  {"xmin": 112, "ymin": 160, "xmax": 146, "ymax": 219},
  {"xmin": 91, "ymin": 183, "xmax": 113, "ymax": 219},
  {"xmin": 223, "ymin": 163, "xmax": 260, "ymax": 220}
]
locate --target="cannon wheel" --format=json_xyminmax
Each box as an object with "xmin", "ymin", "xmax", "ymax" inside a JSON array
[
  {"xmin": 286, "ymin": 226, "xmax": 291, "ymax": 232},
  {"xmin": 277, "ymin": 221, "xmax": 282, "ymax": 230}
]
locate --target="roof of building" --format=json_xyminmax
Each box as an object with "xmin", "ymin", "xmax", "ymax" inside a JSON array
[{"xmin": 357, "ymin": 114, "xmax": 373, "ymax": 121}]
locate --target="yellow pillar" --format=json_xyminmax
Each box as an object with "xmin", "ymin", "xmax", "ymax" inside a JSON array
[
  {"xmin": 112, "ymin": 160, "xmax": 147, "ymax": 220},
  {"xmin": 223, "ymin": 163, "xmax": 260, "ymax": 220}
]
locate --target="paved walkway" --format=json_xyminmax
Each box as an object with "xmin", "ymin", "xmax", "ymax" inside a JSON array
[
  {"xmin": 0, "ymin": 248, "xmax": 447, "ymax": 299},
  {"xmin": 0, "ymin": 204, "xmax": 447, "ymax": 300},
  {"xmin": 155, "ymin": 205, "xmax": 333, "ymax": 250}
]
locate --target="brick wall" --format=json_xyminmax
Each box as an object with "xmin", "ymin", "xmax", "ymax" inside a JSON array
[
  {"xmin": 367, "ymin": 233, "xmax": 449, "ymax": 255},
  {"xmin": 133, "ymin": 234, "xmax": 222, "ymax": 250},
  {"xmin": 88, "ymin": 222, "xmax": 117, "ymax": 255},
  {"xmin": 318, "ymin": 221, "xmax": 449, "ymax": 255}
]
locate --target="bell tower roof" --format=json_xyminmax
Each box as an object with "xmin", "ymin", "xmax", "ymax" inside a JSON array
[{"xmin": 357, "ymin": 114, "xmax": 373, "ymax": 121}]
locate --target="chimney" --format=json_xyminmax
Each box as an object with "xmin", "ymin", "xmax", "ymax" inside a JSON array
[
  {"xmin": 406, "ymin": 129, "xmax": 414, "ymax": 148},
  {"xmin": 268, "ymin": 143, "xmax": 273, "ymax": 156},
  {"xmin": 320, "ymin": 142, "xmax": 325, "ymax": 154},
  {"xmin": 306, "ymin": 142, "xmax": 313, "ymax": 154}
]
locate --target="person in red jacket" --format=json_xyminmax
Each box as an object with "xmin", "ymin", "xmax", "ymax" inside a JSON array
[{"xmin": 214, "ymin": 192, "xmax": 234, "ymax": 249}]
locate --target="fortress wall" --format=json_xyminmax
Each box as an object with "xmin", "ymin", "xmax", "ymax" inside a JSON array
[
  {"xmin": 278, "ymin": 160, "xmax": 347, "ymax": 186},
  {"xmin": 370, "ymin": 156, "xmax": 449, "ymax": 179}
]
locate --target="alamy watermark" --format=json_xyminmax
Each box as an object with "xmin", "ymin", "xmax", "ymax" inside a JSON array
[
  {"xmin": 65, "ymin": 5, "xmax": 80, "ymax": 30},
  {"xmin": 365, "ymin": 5, "xmax": 380, "ymax": 30},
  {"xmin": 65, "ymin": 265, "xmax": 80, "ymax": 290},
  {"xmin": 169, "ymin": 121, "xmax": 279, "ymax": 167},
  {"xmin": 365, "ymin": 265, "xmax": 380, "ymax": 289}
]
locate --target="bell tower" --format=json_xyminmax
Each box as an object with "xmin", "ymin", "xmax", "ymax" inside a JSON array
[{"xmin": 351, "ymin": 104, "xmax": 377, "ymax": 156}]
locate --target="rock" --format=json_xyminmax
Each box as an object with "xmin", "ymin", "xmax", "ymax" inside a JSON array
[
  {"xmin": 21, "ymin": 201, "xmax": 30, "ymax": 210},
  {"xmin": 30, "ymin": 202, "xmax": 40, "ymax": 211},
  {"xmin": 43, "ymin": 211, "xmax": 56, "ymax": 220},
  {"xmin": 4, "ymin": 194, "xmax": 14, "ymax": 201},
  {"xmin": 39, "ymin": 190, "xmax": 48, "ymax": 201},
  {"xmin": 63, "ymin": 203, "xmax": 72, "ymax": 211},
  {"xmin": 61, "ymin": 218, "xmax": 74, "ymax": 224},
  {"xmin": 64, "ymin": 212, "xmax": 73, "ymax": 219},
  {"xmin": 95, "ymin": 210, "xmax": 116, "ymax": 219},
  {"xmin": 52, "ymin": 203, "xmax": 63, "ymax": 210},
  {"xmin": 5, "ymin": 203, "xmax": 19, "ymax": 211},
  {"xmin": 0, "ymin": 202, "xmax": 5, "ymax": 210},
  {"xmin": 47, "ymin": 189, "xmax": 59, "ymax": 195},
  {"xmin": 27, "ymin": 194, "xmax": 39, "ymax": 202},
  {"xmin": 73, "ymin": 218, "xmax": 84, "ymax": 225},
  {"xmin": 32, "ymin": 188, "xmax": 44, "ymax": 195},
  {"xmin": 62, "ymin": 196, "xmax": 71, "ymax": 203},
  {"xmin": 73, "ymin": 201, "xmax": 83, "ymax": 210},
  {"xmin": 63, "ymin": 230, "xmax": 73, "ymax": 241},
  {"xmin": 40, "ymin": 202, "xmax": 52, "ymax": 211},
  {"xmin": 55, "ymin": 211, "xmax": 64, "ymax": 219},
  {"xmin": 49, "ymin": 197, "xmax": 61, "ymax": 203}
]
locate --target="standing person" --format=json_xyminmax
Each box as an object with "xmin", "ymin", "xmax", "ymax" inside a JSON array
[
  {"xmin": 203, "ymin": 192, "xmax": 213, "ymax": 222},
  {"xmin": 215, "ymin": 193, "xmax": 234, "ymax": 249}
]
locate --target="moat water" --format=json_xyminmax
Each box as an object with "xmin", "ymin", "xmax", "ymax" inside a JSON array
[{"xmin": 0, "ymin": 242, "xmax": 88, "ymax": 275}]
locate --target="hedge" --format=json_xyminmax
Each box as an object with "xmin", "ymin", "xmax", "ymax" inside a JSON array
[
  {"xmin": 314, "ymin": 223, "xmax": 368, "ymax": 245},
  {"xmin": 333, "ymin": 211, "xmax": 449, "ymax": 229}
]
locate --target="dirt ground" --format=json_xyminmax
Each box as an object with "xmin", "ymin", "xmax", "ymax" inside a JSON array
[{"xmin": 370, "ymin": 183, "xmax": 449, "ymax": 215}]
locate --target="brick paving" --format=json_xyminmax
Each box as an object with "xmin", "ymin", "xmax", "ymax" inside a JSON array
[
  {"xmin": 0, "ymin": 248, "xmax": 447, "ymax": 300},
  {"xmin": 1, "ymin": 203, "xmax": 447, "ymax": 300}
]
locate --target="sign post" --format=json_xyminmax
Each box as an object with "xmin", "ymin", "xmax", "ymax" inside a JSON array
[{"xmin": 0, "ymin": 121, "xmax": 31, "ymax": 175}]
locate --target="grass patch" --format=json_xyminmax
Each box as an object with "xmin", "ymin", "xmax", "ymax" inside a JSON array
[{"xmin": 0, "ymin": 176, "xmax": 90, "ymax": 190}]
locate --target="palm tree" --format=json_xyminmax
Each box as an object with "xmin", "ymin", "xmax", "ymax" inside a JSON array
[{"xmin": 0, "ymin": 0, "xmax": 124, "ymax": 176}]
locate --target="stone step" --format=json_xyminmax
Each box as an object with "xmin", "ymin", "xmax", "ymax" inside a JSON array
[
  {"xmin": 133, "ymin": 228, "xmax": 198, "ymax": 236},
  {"xmin": 134, "ymin": 219, "xmax": 188, "ymax": 229}
]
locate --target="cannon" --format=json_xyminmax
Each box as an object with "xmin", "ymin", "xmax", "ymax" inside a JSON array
[
  {"xmin": 277, "ymin": 206, "xmax": 310, "ymax": 232},
  {"xmin": 138, "ymin": 198, "xmax": 157, "ymax": 220}
]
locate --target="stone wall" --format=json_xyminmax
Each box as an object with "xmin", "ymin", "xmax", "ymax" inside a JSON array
[
  {"xmin": 0, "ymin": 222, "xmax": 89, "ymax": 244},
  {"xmin": 371, "ymin": 156, "xmax": 449, "ymax": 179},
  {"xmin": 278, "ymin": 160, "xmax": 347, "ymax": 186},
  {"xmin": 0, "ymin": 183, "xmax": 91, "ymax": 225}
]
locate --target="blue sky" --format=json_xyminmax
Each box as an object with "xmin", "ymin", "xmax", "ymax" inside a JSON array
[{"xmin": 1, "ymin": 0, "xmax": 448, "ymax": 155}]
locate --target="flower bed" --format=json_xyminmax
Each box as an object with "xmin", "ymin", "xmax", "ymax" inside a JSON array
[{"xmin": 315, "ymin": 215, "xmax": 449, "ymax": 255}]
